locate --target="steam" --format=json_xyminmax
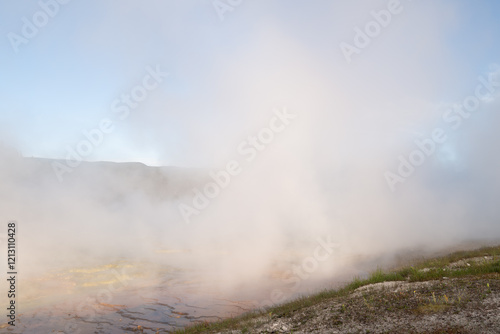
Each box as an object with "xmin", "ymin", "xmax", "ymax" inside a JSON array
[{"xmin": 1, "ymin": 0, "xmax": 500, "ymax": 315}]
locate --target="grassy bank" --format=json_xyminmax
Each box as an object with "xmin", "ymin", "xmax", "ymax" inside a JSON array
[{"xmin": 174, "ymin": 245, "xmax": 500, "ymax": 333}]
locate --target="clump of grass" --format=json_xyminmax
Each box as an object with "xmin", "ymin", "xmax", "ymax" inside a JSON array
[{"xmin": 416, "ymin": 303, "xmax": 450, "ymax": 314}]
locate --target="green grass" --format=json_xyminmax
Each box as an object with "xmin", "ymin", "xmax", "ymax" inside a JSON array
[{"xmin": 174, "ymin": 245, "xmax": 500, "ymax": 334}]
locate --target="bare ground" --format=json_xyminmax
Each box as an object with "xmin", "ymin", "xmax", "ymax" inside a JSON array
[{"xmin": 215, "ymin": 274, "xmax": 500, "ymax": 334}]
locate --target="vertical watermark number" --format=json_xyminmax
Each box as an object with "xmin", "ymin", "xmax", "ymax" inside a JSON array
[{"xmin": 6, "ymin": 221, "xmax": 17, "ymax": 326}]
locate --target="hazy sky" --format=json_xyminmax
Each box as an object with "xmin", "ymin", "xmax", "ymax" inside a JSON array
[{"xmin": 1, "ymin": 0, "xmax": 499, "ymax": 167}]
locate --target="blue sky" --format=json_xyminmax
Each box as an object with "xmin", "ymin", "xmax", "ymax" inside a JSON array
[{"xmin": 0, "ymin": 0, "xmax": 499, "ymax": 167}]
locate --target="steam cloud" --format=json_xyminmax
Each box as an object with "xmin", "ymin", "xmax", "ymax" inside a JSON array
[{"xmin": 1, "ymin": 0, "xmax": 500, "ymax": 318}]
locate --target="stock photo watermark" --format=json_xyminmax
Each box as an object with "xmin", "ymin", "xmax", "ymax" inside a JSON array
[
  {"xmin": 51, "ymin": 65, "xmax": 168, "ymax": 182},
  {"xmin": 4, "ymin": 221, "xmax": 18, "ymax": 327},
  {"xmin": 385, "ymin": 67, "xmax": 500, "ymax": 192},
  {"xmin": 7, "ymin": 0, "xmax": 72, "ymax": 54},
  {"xmin": 340, "ymin": 0, "xmax": 411, "ymax": 64},
  {"xmin": 212, "ymin": 0, "xmax": 243, "ymax": 21},
  {"xmin": 258, "ymin": 235, "xmax": 340, "ymax": 309},
  {"xmin": 178, "ymin": 107, "xmax": 297, "ymax": 224}
]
